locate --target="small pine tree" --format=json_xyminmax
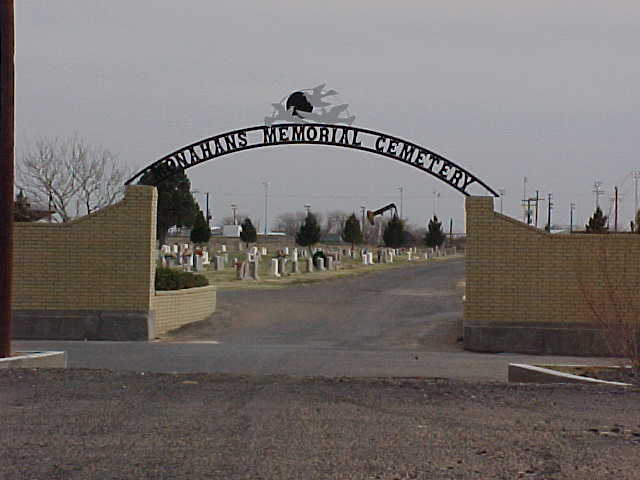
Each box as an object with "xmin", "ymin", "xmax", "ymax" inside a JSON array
[
  {"xmin": 295, "ymin": 212, "xmax": 321, "ymax": 251},
  {"xmin": 424, "ymin": 215, "xmax": 446, "ymax": 248},
  {"xmin": 341, "ymin": 213, "xmax": 363, "ymax": 249},
  {"xmin": 14, "ymin": 190, "xmax": 32, "ymax": 222},
  {"xmin": 585, "ymin": 207, "xmax": 609, "ymax": 233},
  {"xmin": 383, "ymin": 214, "xmax": 405, "ymax": 248},
  {"xmin": 239, "ymin": 217, "xmax": 257, "ymax": 248},
  {"xmin": 190, "ymin": 209, "xmax": 211, "ymax": 244}
]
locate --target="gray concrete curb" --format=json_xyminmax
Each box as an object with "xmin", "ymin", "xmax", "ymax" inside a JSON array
[
  {"xmin": 0, "ymin": 351, "xmax": 66, "ymax": 369},
  {"xmin": 508, "ymin": 363, "xmax": 631, "ymax": 386}
]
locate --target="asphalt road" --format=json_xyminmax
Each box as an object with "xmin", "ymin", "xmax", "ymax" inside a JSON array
[{"xmin": 15, "ymin": 259, "xmax": 614, "ymax": 381}]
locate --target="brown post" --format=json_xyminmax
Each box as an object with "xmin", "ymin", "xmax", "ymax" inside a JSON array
[{"xmin": 0, "ymin": 0, "xmax": 15, "ymax": 358}]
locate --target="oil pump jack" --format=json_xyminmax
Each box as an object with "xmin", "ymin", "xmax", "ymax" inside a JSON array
[{"xmin": 366, "ymin": 203, "xmax": 398, "ymax": 225}]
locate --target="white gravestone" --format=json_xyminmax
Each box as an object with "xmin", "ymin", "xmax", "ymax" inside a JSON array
[
  {"xmin": 271, "ymin": 258, "xmax": 281, "ymax": 278},
  {"xmin": 317, "ymin": 258, "xmax": 325, "ymax": 271},
  {"xmin": 326, "ymin": 257, "xmax": 333, "ymax": 271},
  {"xmin": 221, "ymin": 244, "xmax": 227, "ymax": 253},
  {"xmin": 367, "ymin": 252, "xmax": 374, "ymax": 264},
  {"xmin": 306, "ymin": 258, "xmax": 314, "ymax": 273},
  {"xmin": 261, "ymin": 247, "xmax": 267, "ymax": 255},
  {"xmin": 250, "ymin": 260, "xmax": 260, "ymax": 280},
  {"xmin": 291, "ymin": 260, "xmax": 299, "ymax": 274}
]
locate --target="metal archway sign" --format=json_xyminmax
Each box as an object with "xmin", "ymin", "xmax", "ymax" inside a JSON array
[{"xmin": 125, "ymin": 123, "xmax": 498, "ymax": 197}]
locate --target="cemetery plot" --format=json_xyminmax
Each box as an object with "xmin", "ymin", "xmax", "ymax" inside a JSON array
[{"xmin": 158, "ymin": 243, "xmax": 461, "ymax": 290}]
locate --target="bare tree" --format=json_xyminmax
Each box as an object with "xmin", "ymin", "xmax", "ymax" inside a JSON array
[
  {"xmin": 274, "ymin": 211, "xmax": 307, "ymax": 237},
  {"xmin": 17, "ymin": 136, "xmax": 130, "ymax": 222},
  {"xmin": 323, "ymin": 210, "xmax": 350, "ymax": 236}
]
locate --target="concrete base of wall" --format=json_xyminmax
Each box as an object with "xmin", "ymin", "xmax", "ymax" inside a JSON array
[
  {"xmin": 463, "ymin": 321, "xmax": 610, "ymax": 356},
  {"xmin": 12, "ymin": 310, "xmax": 155, "ymax": 341},
  {"xmin": 0, "ymin": 351, "xmax": 67, "ymax": 369}
]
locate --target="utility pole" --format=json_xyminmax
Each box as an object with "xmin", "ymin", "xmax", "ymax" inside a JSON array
[
  {"xmin": 0, "ymin": 0, "xmax": 15, "ymax": 358},
  {"xmin": 522, "ymin": 176, "xmax": 528, "ymax": 221},
  {"xmin": 593, "ymin": 180, "xmax": 604, "ymax": 209},
  {"xmin": 205, "ymin": 192, "xmax": 211, "ymax": 226},
  {"xmin": 570, "ymin": 203, "xmax": 576, "ymax": 233},
  {"xmin": 230, "ymin": 203, "xmax": 237, "ymax": 225},
  {"xmin": 633, "ymin": 171, "xmax": 639, "ymax": 220},
  {"xmin": 449, "ymin": 218, "xmax": 453, "ymax": 243},
  {"xmin": 262, "ymin": 181, "xmax": 269, "ymax": 237},
  {"xmin": 397, "ymin": 187, "xmax": 404, "ymax": 219},
  {"xmin": 433, "ymin": 190, "xmax": 440, "ymax": 217},
  {"xmin": 534, "ymin": 190, "xmax": 541, "ymax": 228},
  {"xmin": 498, "ymin": 189, "xmax": 506, "ymax": 214},
  {"xmin": 614, "ymin": 186, "xmax": 618, "ymax": 232},
  {"xmin": 546, "ymin": 193, "xmax": 553, "ymax": 231},
  {"xmin": 360, "ymin": 205, "xmax": 366, "ymax": 243}
]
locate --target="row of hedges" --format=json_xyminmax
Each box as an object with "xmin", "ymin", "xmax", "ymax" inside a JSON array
[{"xmin": 155, "ymin": 267, "xmax": 209, "ymax": 291}]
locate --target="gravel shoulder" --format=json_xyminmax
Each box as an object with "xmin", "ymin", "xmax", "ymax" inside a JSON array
[{"xmin": 2, "ymin": 369, "xmax": 639, "ymax": 479}]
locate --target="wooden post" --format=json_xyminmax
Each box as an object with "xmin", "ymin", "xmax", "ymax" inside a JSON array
[{"xmin": 0, "ymin": 0, "xmax": 15, "ymax": 358}]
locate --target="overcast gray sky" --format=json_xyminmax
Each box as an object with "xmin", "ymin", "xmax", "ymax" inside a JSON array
[{"xmin": 15, "ymin": 1, "xmax": 640, "ymax": 232}]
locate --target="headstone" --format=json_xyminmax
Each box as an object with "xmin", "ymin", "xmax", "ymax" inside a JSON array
[
  {"xmin": 284, "ymin": 247, "xmax": 289, "ymax": 255},
  {"xmin": 192, "ymin": 254, "xmax": 203, "ymax": 272},
  {"xmin": 277, "ymin": 257, "xmax": 287, "ymax": 275},
  {"xmin": 327, "ymin": 257, "xmax": 333, "ymax": 271},
  {"xmin": 250, "ymin": 260, "xmax": 260, "ymax": 280},
  {"xmin": 172, "ymin": 244, "xmax": 179, "ymax": 254},
  {"xmin": 214, "ymin": 256, "xmax": 224, "ymax": 271},
  {"xmin": 407, "ymin": 251, "xmax": 412, "ymax": 261},
  {"xmin": 271, "ymin": 258, "xmax": 281, "ymax": 277},
  {"xmin": 306, "ymin": 258, "xmax": 314, "ymax": 273},
  {"xmin": 292, "ymin": 248, "xmax": 298, "ymax": 262},
  {"xmin": 367, "ymin": 252, "xmax": 374, "ymax": 264},
  {"xmin": 202, "ymin": 251, "xmax": 210, "ymax": 265},
  {"xmin": 221, "ymin": 244, "xmax": 227, "ymax": 253},
  {"xmin": 318, "ymin": 258, "xmax": 325, "ymax": 271},
  {"xmin": 223, "ymin": 253, "xmax": 229, "ymax": 263},
  {"xmin": 236, "ymin": 260, "xmax": 248, "ymax": 280},
  {"xmin": 291, "ymin": 260, "xmax": 299, "ymax": 274},
  {"xmin": 362, "ymin": 254, "xmax": 369, "ymax": 265},
  {"xmin": 261, "ymin": 247, "xmax": 267, "ymax": 255},
  {"xmin": 250, "ymin": 246, "xmax": 258, "ymax": 255}
]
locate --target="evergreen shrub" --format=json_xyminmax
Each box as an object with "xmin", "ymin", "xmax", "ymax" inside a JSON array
[{"xmin": 155, "ymin": 267, "xmax": 209, "ymax": 291}]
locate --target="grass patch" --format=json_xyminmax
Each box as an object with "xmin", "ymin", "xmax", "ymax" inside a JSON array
[{"xmin": 196, "ymin": 251, "xmax": 462, "ymax": 290}]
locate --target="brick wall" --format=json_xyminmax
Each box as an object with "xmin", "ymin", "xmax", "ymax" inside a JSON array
[
  {"xmin": 13, "ymin": 186, "xmax": 157, "ymax": 311},
  {"xmin": 12, "ymin": 185, "xmax": 217, "ymax": 340},
  {"xmin": 151, "ymin": 285, "xmax": 216, "ymax": 336},
  {"xmin": 12, "ymin": 186, "xmax": 158, "ymax": 340},
  {"xmin": 464, "ymin": 196, "xmax": 640, "ymax": 355}
]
